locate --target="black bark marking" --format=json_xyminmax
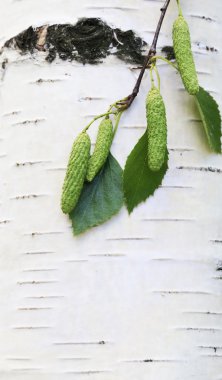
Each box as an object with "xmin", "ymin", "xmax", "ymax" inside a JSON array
[
  {"xmin": 161, "ymin": 185, "xmax": 194, "ymax": 189},
  {"xmin": 198, "ymin": 345, "xmax": 222, "ymax": 352},
  {"xmin": 12, "ymin": 118, "xmax": 45, "ymax": 126},
  {"xmin": 3, "ymin": 110, "xmax": 21, "ymax": 117},
  {"xmin": 106, "ymin": 237, "xmax": 152, "ymax": 241},
  {"xmin": 161, "ymin": 43, "xmax": 217, "ymax": 62},
  {"xmin": 64, "ymin": 371, "xmax": 111, "ymax": 375},
  {"xmin": 22, "ymin": 268, "xmax": 57, "ymax": 272},
  {"xmin": 5, "ymin": 26, "xmax": 37, "ymax": 52},
  {"xmin": 54, "ymin": 340, "xmax": 107, "ymax": 346},
  {"xmin": 196, "ymin": 42, "xmax": 218, "ymax": 53},
  {"xmin": 58, "ymin": 357, "xmax": 90, "ymax": 361},
  {"xmin": 6, "ymin": 358, "xmax": 31, "ymax": 361},
  {"xmin": 18, "ymin": 307, "xmax": 53, "ymax": 310},
  {"xmin": 16, "ymin": 160, "xmax": 50, "ymax": 167},
  {"xmin": 3, "ymin": 18, "xmax": 147, "ymax": 65},
  {"xmin": 11, "ymin": 194, "xmax": 48, "ymax": 200},
  {"xmin": 17, "ymin": 280, "xmax": 58, "ymax": 285},
  {"xmin": 65, "ymin": 259, "xmax": 88, "ymax": 263},
  {"xmin": 190, "ymin": 15, "xmax": 216, "ymax": 22},
  {"xmin": 176, "ymin": 327, "xmax": 221, "ymax": 332},
  {"xmin": 25, "ymin": 295, "xmax": 64, "ymax": 299},
  {"xmin": 217, "ymin": 264, "xmax": 222, "ymax": 271},
  {"xmin": 0, "ymin": 219, "xmax": 11, "ymax": 224},
  {"xmin": 142, "ymin": 218, "xmax": 194, "ymax": 222},
  {"xmin": 24, "ymin": 231, "xmax": 64, "ymax": 236},
  {"xmin": 210, "ymin": 240, "xmax": 222, "ymax": 245},
  {"xmin": 23, "ymin": 251, "xmax": 54, "ymax": 255},
  {"xmin": 13, "ymin": 326, "xmax": 52, "ymax": 330},
  {"xmin": 152, "ymin": 290, "xmax": 212, "ymax": 295},
  {"xmin": 184, "ymin": 311, "xmax": 222, "ymax": 315},
  {"xmin": 177, "ymin": 166, "xmax": 222, "ymax": 173},
  {"xmin": 90, "ymin": 253, "xmax": 125, "ymax": 257},
  {"xmin": 123, "ymin": 358, "xmax": 184, "ymax": 363},
  {"xmin": 161, "ymin": 45, "xmax": 175, "ymax": 60}
]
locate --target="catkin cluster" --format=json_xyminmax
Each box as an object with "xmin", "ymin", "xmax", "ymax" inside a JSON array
[
  {"xmin": 173, "ymin": 15, "xmax": 199, "ymax": 95},
  {"xmin": 146, "ymin": 87, "xmax": 167, "ymax": 172},
  {"xmin": 61, "ymin": 118, "xmax": 113, "ymax": 214},
  {"xmin": 145, "ymin": 13, "xmax": 199, "ymax": 170}
]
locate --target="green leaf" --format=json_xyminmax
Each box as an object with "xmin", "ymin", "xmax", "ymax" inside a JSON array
[
  {"xmin": 195, "ymin": 87, "xmax": 221, "ymax": 153},
  {"xmin": 69, "ymin": 154, "xmax": 123, "ymax": 235},
  {"xmin": 123, "ymin": 131, "xmax": 168, "ymax": 213}
]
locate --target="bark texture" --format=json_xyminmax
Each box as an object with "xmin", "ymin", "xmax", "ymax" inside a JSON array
[{"xmin": 0, "ymin": 0, "xmax": 222, "ymax": 379}]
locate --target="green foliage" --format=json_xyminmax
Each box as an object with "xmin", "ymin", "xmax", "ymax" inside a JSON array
[
  {"xmin": 195, "ymin": 87, "xmax": 221, "ymax": 153},
  {"xmin": 61, "ymin": 4, "xmax": 221, "ymax": 235},
  {"xmin": 123, "ymin": 131, "xmax": 168, "ymax": 213},
  {"xmin": 69, "ymin": 154, "xmax": 123, "ymax": 235}
]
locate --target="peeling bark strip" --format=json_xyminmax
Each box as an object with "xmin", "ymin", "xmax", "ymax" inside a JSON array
[{"xmin": 3, "ymin": 18, "xmax": 147, "ymax": 65}]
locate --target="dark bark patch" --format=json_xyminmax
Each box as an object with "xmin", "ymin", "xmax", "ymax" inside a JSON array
[
  {"xmin": 112, "ymin": 28, "xmax": 147, "ymax": 64},
  {"xmin": 5, "ymin": 26, "xmax": 38, "ymax": 53},
  {"xmin": 161, "ymin": 45, "xmax": 175, "ymax": 60},
  {"xmin": 3, "ymin": 18, "xmax": 147, "ymax": 65}
]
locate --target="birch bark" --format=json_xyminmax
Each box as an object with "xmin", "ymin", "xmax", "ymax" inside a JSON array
[{"xmin": 0, "ymin": 0, "xmax": 222, "ymax": 379}]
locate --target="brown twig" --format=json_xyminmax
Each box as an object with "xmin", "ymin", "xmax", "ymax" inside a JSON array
[{"xmin": 117, "ymin": 0, "xmax": 171, "ymax": 110}]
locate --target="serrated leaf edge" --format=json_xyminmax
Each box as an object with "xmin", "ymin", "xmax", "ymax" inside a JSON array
[{"xmin": 195, "ymin": 87, "xmax": 222, "ymax": 153}]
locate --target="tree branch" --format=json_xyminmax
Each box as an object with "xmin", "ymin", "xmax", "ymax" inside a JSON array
[{"xmin": 118, "ymin": 0, "xmax": 171, "ymax": 110}]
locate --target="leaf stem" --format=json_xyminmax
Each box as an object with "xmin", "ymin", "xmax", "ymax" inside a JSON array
[
  {"xmin": 151, "ymin": 55, "xmax": 178, "ymax": 70},
  {"xmin": 176, "ymin": 0, "xmax": 183, "ymax": 16},
  {"xmin": 83, "ymin": 111, "xmax": 116, "ymax": 131},
  {"xmin": 150, "ymin": 64, "xmax": 155, "ymax": 87},
  {"xmin": 113, "ymin": 111, "xmax": 123, "ymax": 137},
  {"xmin": 153, "ymin": 65, "xmax": 161, "ymax": 90}
]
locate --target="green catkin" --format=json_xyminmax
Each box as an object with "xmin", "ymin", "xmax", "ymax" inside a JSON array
[
  {"xmin": 173, "ymin": 15, "xmax": 199, "ymax": 95},
  {"xmin": 61, "ymin": 132, "xmax": 91, "ymax": 214},
  {"xmin": 86, "ymin": 118, "xmax": 113, "ymax": 182},
  {"xmin": 146, "ymin": 87, "xmax": 167, "ymax": 172}
]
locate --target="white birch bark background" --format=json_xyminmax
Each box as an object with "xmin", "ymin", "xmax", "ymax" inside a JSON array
[{"xmin": 0, "ymin": 0, "xmax": 222, "ymax": 379}]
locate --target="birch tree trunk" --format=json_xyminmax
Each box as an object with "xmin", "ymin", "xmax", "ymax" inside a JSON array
[{"xmin": 0, "ymin": 0, "xmax": 222, "ymax": 379}]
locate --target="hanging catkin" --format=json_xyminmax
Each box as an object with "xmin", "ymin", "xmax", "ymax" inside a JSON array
[
  {"xmin": 173, "ymin": 15, "xmax": 199, "ymax": 95},
  {"xmin": 86, "ymin": 118, "xmax": 113, "ymax": 182},
  {"xmin": 146, "ymin": 86, "xmax": 167, "ymax": 171},
  {"xmin": 61, "ymin": 132, "xmax": 90, "ymax": 214}
]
